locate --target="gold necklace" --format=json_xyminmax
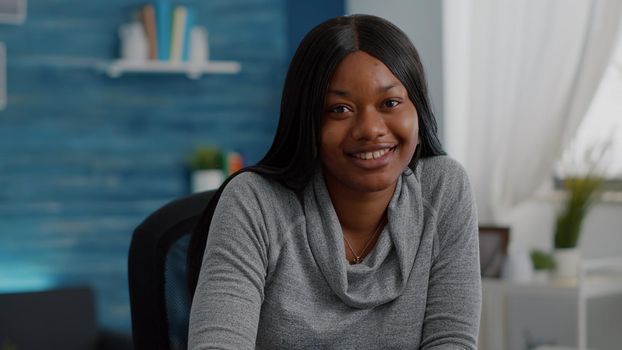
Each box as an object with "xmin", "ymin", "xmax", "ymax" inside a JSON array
[{"xmin": 343, "ymin": 215, "xmax": 387, "ymax": 265}]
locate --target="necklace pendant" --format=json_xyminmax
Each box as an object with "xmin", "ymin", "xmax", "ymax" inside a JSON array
[{"xmin": 350, "ymin": 256, "xmax": 362, "ymax": 265}]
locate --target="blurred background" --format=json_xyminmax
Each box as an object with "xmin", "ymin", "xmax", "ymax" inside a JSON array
[{"xmin": 0, "ymin": 0, "xmax": 620, "ymax": 349}]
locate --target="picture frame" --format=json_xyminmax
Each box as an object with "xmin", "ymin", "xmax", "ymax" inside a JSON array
[
  {"xmin": 0, "ymin": 0, "xmax": 26, "ymax": 25},
  {"xmin": 478, "ymin": 226, "xmax": 510, "ymax": 278}
]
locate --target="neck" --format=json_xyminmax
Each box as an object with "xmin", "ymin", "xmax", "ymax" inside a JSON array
[{"xmin": 324, "ymin": 173, "xmax": 396, "ymax": 237}]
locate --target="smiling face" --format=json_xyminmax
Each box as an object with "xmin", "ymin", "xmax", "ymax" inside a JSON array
[{"xmin": 320, "ymin": 51, "xmax": 419, "ymax": 195}]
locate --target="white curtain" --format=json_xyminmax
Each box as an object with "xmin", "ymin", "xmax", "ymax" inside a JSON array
[{"xmin": 445, "ymin": 0, "xmax": 622, "ymax": 222}]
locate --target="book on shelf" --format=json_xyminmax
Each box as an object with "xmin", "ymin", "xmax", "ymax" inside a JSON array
[
  {"xmin": 155, "ymin": 0, "xmax": 172, "ymax": 60},
  {"xmin": 170, "ymin": 6, "xmax": 187, "ymax": 62},
  {"xmin": 137, "ymin": 1, "xmax": 201, "ymax": 64},
  {"xmin": 140, "ymin": 4, "xmax": 158, "ymax": 60},
  {"xmin": 182, "ymin": 7, "xmax": 195, "ymax": 62}
]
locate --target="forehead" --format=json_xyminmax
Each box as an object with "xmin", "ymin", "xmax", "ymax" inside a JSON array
[{"xmin": 327, "ymin": 51, "xmax": 403, "ymax": 91}]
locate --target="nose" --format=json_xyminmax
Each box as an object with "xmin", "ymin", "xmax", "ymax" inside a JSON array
[{"xmin": 351, "ymin": 107, "xmax": 388, "ymax": 141}]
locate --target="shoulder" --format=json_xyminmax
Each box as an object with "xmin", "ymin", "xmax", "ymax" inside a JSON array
[
  {"xmin": 415, "ymin": 155, "xmax": 475, "ymax": 223},
  {"xmin": 416, "ymin": 158, "xmax": 478, "ymax": 257},
  {"xmin": 222, "ymin": 171, "xmax": 279, "ymax": 197},
  {"xmin": 417, "ymin": 155, "xmax": 471, "ymax": 196},
  {"xmin": 218, "ymin": 171, "xmax": 302, "ymax": 219}
]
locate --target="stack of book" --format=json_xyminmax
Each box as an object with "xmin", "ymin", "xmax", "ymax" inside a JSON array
[{"xmin": 139, "ymin": 0, "xmax": 199, "ymax": 62}]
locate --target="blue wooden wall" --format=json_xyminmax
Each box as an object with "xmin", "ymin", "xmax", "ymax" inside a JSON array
[
  {"xmin": 285, "ymin": 0, "xmax": 344, "ymax": 56},
  {"xmin": 0, "ymin": 0, "xmax": 287, "ymax": 332}
]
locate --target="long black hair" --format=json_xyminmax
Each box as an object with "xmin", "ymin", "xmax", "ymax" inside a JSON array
[{"xmin": 187, "ymin": 14, "xmax": 445, "ymax": 294}]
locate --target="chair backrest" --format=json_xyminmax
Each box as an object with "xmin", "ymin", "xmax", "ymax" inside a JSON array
[{"xmin": 128, "ymin": 190, "xmax": 215, "ymax": 350}]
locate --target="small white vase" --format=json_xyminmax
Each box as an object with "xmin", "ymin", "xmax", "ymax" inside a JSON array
[
  {"xmin": 502, "ymin": 246, "xmax": 533, "ymax": 283},
  {"xmin": 119, "ymin": 22, "xmax": 148, "ymax": 62},
  {"xmin": 553, "ymin": 248, "xmax": 581, "ymax": 279},
  {"xmin": 191, "ymin": 169, "xmax": 224, "ymax": 193},
  {"xmin": 190, "ymin": 26, "xmax": 209, "ymax": 64}
]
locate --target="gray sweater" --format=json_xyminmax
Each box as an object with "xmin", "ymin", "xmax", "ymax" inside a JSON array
[{"xmin": 189, "ymin": 156, "xmax": 481, "ymax": 349}]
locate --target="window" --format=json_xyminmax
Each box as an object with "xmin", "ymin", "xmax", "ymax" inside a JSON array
[{"xmin": 556, "ymin": 25, "xmax": 622, "ymax": 191}]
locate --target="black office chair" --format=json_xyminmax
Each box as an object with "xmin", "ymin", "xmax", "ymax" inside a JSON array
[{"xmin": 128, "ymin": 190, "xmax": 215, "ymax": 350}]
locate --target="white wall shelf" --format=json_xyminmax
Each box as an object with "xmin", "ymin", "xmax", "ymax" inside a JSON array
[{"xmin": 101, "ymin": 60, "xmax": 241, "ymax": 79}]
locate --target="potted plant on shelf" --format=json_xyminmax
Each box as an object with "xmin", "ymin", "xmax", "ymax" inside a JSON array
[
  {"xmin": 530, "ymin": 249, "xmax": 556, "ymax": 283},
  {"xmin": 553, "ymin": 176, "xmax": 602, "ymax": 279},
  {"xmin": 188, "ymin": 146, "xmax": 224, "ymax": 193}
]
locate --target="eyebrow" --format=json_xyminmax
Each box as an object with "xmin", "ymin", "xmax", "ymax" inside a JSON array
[{"xmin": 327, "ymin": 83, "xmax": 400, "ymax": 97}]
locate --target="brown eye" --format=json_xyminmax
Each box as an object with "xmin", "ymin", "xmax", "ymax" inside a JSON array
[
  {"xmin": 384, "ymin": 99, "xmax": 400, "ymax": 108},
  {"xmin": 329, "ymin": 105, "xmax": 350, "ymax": 114}
]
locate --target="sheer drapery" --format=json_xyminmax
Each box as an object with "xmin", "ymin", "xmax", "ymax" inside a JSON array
[{"xmin": 445, "ymin": 0, "xmax": 622, "ymax": 222}]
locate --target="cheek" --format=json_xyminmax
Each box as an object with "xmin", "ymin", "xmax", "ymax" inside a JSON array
[
  {"xmin": 319, "ymin": 123, "xmax": 340, "ymax": 160},
  {"xmin": 395, "ymin": 113, "xmax": 419, "ymax": 164},
  {"xmin": 319, "ymin": 127, "xmax": 331, "ymax": 151},
  {"xmin": 320, "ymin": 119, "xmax": 348, "ymax": 145},
  {"xmin": 395, "ymin": 112, "xmax": 419, "ymax": 145},
  {"xmin": 412, "ymin": 118, "xmax": 419, "ymax": 144}
]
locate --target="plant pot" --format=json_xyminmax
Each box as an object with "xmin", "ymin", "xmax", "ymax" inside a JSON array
[
  {"xmin": 191, "ymin": 169, "xmax": 224, "ymax": 193},
  {"xmin": 532, "ymin": 270, "xmax": 551, "ymax": 284},
  {"xmin": 553, "ymin": 248, "xmax": 581, "ymax": 280}
]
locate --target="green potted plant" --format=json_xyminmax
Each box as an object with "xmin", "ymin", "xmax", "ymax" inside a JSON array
[
  {"xmin": 553, "ymin": 176, "xmax": 602, "ymax": 278},
  {"xmin": 188, "ymin": 146, "xmax": 225, "ymax": 193},
  {"xmin": 530, "ymin": 249, "xmax": 556, "ymax": 283}
]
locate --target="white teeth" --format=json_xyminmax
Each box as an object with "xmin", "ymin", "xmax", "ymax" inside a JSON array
[{"xmin": 354, "ymin": 148, "xmax": 392, "ymax": 160}]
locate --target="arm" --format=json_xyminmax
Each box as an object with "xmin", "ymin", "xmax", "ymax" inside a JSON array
[
  {"xmin": 420, "ymin": 165, "xmax": 481, "ymax": 350},
  {"xmin": 188, "ymin": 175, "xmax": 269, "ymax": 350}
]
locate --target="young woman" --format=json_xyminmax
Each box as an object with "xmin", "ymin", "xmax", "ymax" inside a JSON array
[{"xmin": 188, "ymin": 14, "xmax": 481, "ymax": 349}]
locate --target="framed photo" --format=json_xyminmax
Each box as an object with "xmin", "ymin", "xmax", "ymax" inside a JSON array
[
  {"xmin": 0, "ymin": 0, "xmax": 26, "ymax": 24},
  {"xmin": 479, "ymin": 226, "xmax": 510, "ymax": 278}
]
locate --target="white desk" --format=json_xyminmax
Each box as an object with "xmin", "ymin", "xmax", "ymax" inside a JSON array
[{"xmin": 479, "ymin": 257, "xmax": 622, "ymax": 350}]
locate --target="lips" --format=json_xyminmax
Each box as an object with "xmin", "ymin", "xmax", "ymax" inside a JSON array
[
  {"xmin": 346, "ymin": 145, "xmax": 398, "ymax": 170},
  {"xmin": 352, "ymin": 147, "xmax": 392, "ymax": 160}
]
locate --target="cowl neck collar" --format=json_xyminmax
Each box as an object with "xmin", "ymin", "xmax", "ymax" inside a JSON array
[{"xmin": 303, "ymin": 167, "xmax": 423, "ymax": 309}]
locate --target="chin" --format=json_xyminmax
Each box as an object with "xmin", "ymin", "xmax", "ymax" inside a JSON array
[{"xmin": 345, "ymin": 172, "xmax": 401, "ymax": 193}]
